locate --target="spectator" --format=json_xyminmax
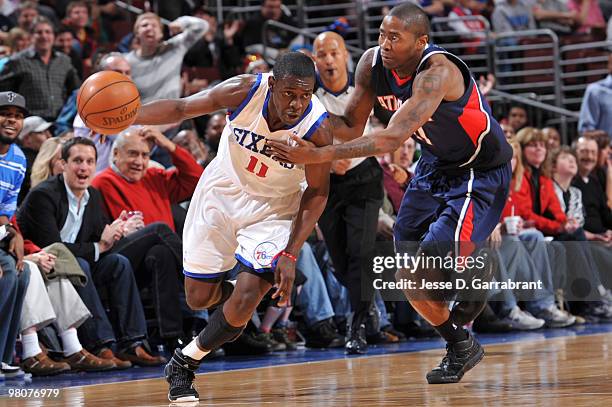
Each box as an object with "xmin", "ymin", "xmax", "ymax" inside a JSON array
[
  {"xmin": 240, "ymin": 0, "xmax": 298, "ymax": 58},
  {"xmin": 448, "ymin": 0, "xmax": 487, "ymax": 54},
  {"xmin": 54, "ymin": 25, "xmax": 82, "ymax": 79},
  {"xmin": 125, "ymin": 12, "xmax": 208, "ymax": 103},
  {"xmin": 415, "ymin": 0, "xmax": 444, "ymax": 18},
  {"xmin": 552, "ymin": 146, "xmax": 585, "ymax": 229},
  {"xmin": 65, "ymin": 52, "xmax": 131, "ymax": 173},
  {"xmin": 93, "ymin": 126, "xmax": 202, "ymax": 231},
  {"xmin": 7, "ymin": 27, "xmax": 31, "ymax": 53},
  {"xmin": 0, "ymin": 17, "xmax": 81, "ymax": 121},
  {"xmin": 542, "ymin": 126, "xmax": 561, "ymax": 151},
  {"xmin": 572, "ymin": 136, "xmax": 612, "ymax": 240},
  {"xmin": 492, "ymin": 0, "xmax": 537, "ymax": 33},
  {"xmin": 529, "ymin": 0, "xmax": 579, "ymax": 34},
  {"xmin": 514, "ymin": 127, "xmax": 573, "ymax": 235},
  {"xmin": 501, "ymin": 123, "xmax": 516, "ymax": 139},
  {"xmin": 17, "ymin": 137, "xmax": 166, "ymax": 366},
  {"xmin": 578, "ymin": 51, "xmax": 612, "ymax": 138},
  {"xmin": 17, "ymin": 115, "xmax": 52, "ymax": 204},
  {"xmin": 19, "ymin": 246, "xmax": 116, "ymax": 375},
  {"xmin": 507, "ymin": 105, "xmax": 529, "ymax": 132},
  {"xmin": 61, "ymin": 1, "xmax": 96, "ymax": 70},
  {"xmin": 30, "ymin": 137, "xmax": 64, "ymax": 189},
  {"xmin": 200, "ymin": 111, "xmax": 225, "ymax": 166},
  {"xmin": 183, "ymin": 7, "xmax": 243, "ymax": 81},
  {"xmin": 567, "ymin": 0, "xmax": 606, "ymax": 38},
  {"xmin": 173, "ymin": 129, "xmax": 208, "ymax": 168},
  {"xmin": 93, "ymin": 127, "xmax": 202, "ymax": 346},
  {"xmin": 0, "ymin": 90, "xmax": 31, "ymax": 379},
  {"xmin": 14, "ymin": 2, "xmax": 38, "ymax": 32},
  {"xmin": 245, "ymin": 57, "xmax": 270, "ymax": 75},
  {"xmin": 582, "ymin": 131, "xmax": 612, "ymax": 206},
  {"xmin": 495, "ymin": 140, "xmax": 576, "ymax": 328}
]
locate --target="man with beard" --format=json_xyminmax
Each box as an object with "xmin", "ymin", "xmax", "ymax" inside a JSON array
[{"xmin": 0, "ymin": 91, "xmax": 31, "ymax": 378}]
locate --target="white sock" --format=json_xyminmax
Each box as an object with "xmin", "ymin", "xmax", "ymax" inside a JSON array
[
  {"xmin": 182, "ymin": 338, "xmax": 209, "ymax": 360},
  {"xmin": 59, "ymin": 328, "xmax": 83, "ymax": 357},
  {"xmin": 21, "ymin": 333, "xmax": 42, "ymax": 359}
]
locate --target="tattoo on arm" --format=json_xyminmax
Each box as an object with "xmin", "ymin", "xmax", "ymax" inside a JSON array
[
  {"xmin": 416, "ymin": 73, "xmax": 441, "ymax": 95},
  {"xmin": 333, "ymin": 138, "xmax": 377, "ymax": 160}
]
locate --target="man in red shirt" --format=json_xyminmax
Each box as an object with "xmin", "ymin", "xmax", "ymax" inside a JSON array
[{"xmin": 93, "ymin": 126, "xmax": 203, "ymax": 349}]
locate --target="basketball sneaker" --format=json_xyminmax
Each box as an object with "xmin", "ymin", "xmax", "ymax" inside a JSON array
[
  {"xmin": 426, "ymin": 331, "xmax": 484, "ymax": 384},
  {"xmin": 165, "ymin": 349, "xmax": 200, "ymax": 402}
]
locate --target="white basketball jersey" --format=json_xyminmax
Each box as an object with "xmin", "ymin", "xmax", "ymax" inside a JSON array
[
  {"xmin": 314, "ymin": 74, "xmax": 369, "ymax": 170},
  {"xmin": 216, "ymin": 72, "xmax": 328, "ymax": 197}
]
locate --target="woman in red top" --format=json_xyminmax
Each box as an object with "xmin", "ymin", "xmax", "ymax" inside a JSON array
[{"xmin": 514, "ymin": 127, "xmax": 583, "ymax": 239}]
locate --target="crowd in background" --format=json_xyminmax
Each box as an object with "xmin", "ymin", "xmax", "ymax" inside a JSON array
[{"xmin": 0, "ymin": 0, "xmax": 610, "ymax": 380}]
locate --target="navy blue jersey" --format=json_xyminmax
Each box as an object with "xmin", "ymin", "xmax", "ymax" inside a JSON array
[{"xmin": 371, "ymin": 44, "xmax": 512, "ymax": 172}]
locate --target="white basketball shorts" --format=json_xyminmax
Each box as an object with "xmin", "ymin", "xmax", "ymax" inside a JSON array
[{"xmin": 182, "ymin": 158, "xmax": 301, "ymax": 279}]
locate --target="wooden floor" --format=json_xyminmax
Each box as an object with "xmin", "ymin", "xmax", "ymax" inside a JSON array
[{"xmin": 4, "ymin": 333, "xmax": 612, "ymax": 407}]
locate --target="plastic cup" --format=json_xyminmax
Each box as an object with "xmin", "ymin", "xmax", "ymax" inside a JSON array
[{"xmin": 504, "ymin": 216, "xmax": 521, "ymax": 235}]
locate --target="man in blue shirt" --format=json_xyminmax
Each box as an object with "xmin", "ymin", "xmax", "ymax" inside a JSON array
[
  {"xmin": 579, "ymin": 52, "xmax": 612, "ymax": 139},
  {"xmin": 0, "ymin": 91, "xmax": 30, "ymax": 378}
]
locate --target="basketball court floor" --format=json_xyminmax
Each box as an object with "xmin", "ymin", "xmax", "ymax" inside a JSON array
[{"xmin": 2, "ymin": 323, "xmax": 611, "ymax": 406}]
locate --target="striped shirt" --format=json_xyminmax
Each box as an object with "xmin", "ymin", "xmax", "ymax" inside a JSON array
[
  {"xmin": 125, "ymin": 16, "xmax": 208, "ymax": 103},
  {"xmin": 0, "ymin": 144, "xmax": 27, "ymax": 218},
  {"xmin": 553, "ymin": 181, "xmax": 585, "ymax": 227}
]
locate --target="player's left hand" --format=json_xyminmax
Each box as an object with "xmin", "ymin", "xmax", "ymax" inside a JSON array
[
  {"xmin": 267, "ymin": 135, "xmax": 326, "ymax": 164},
  {"xmin": 272, "ymin": 255, "xmax": 296, "ymax": 307}
]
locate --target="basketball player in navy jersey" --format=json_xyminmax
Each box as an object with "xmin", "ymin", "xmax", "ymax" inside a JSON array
[
  {"xmin": 134, "ymin": 52, "xmax": 332, "ymax": 402},
  {"xmin": 269, "ymin": 4, "xmax": 512, "ymax": 384}
]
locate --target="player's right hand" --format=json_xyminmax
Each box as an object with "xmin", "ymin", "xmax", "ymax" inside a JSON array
[{"xmin": 272, "ymin": 255, "xmax": 296, "ymax": 307}]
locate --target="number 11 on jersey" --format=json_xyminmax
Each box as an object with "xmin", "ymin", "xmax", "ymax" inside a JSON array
[{"xmin": 246, "ymin": 155, "xmax": 269, "ymax": 178}]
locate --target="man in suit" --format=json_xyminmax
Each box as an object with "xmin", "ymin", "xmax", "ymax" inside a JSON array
[{"xmin": 17, "ymin": 137, "xmax": 166, "ymax": 366}]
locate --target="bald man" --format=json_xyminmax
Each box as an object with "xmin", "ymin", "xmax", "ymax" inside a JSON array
[{"xmin": 313, "ymin": 31, "xmax": 394, "ymax": 354}]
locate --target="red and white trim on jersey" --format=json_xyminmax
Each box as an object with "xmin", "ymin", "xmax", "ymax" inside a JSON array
[{"xmin": 458, "ymin": 78, "xmax": 491, "ymax": 168}]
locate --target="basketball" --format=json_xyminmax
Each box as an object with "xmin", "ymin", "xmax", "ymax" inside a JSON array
[{"xmin": 77, "ymin": 70, "xmax": 140, "ymax": 135}]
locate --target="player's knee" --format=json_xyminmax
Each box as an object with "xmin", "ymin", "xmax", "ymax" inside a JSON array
[{"xmin": 185, "ymin": 285, "xmax": 220, "ymax": 310}]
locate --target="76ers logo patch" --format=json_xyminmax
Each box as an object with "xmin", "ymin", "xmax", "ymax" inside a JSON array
[{"xmin": 254, "ymin": 241, "xmax": 279, "ymax": 267}]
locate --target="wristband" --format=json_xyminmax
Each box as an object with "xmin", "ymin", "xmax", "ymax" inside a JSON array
[{"xmin": 280, "ymin": 250, "xmax": 297, "ymax": 263}]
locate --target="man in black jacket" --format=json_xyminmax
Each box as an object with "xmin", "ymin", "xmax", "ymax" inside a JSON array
[{"xmin": 17, "ymin": 137, "xmax": 166, "ymax": 366}]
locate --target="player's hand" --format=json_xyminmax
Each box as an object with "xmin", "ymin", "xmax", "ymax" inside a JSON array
[
  {"xmin": 267, "ymin": 135, "xmax": 329, "ymax": 164},
  {"xmin": 272, "ymin": 255, "xmax": 296, "ymax": 307},
  {"xmin": 139, "ymin": 126, "xmax": 176, "ymax": 152},
  {"xmin": 8, "ymin": 232, "xmax": 24, "ymax": 272}
]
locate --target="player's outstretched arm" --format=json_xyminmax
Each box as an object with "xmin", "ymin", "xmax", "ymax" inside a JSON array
[
  {"xmin": 134, "ymin": 75, "xmax": 255, "ymax": 125},
  {"xmin": 271, "ymin": 119, "xmax": 332, "ymax": 307},
  {"xmin": 268, "ymin": 62, "xmax": 453, "ymax": 164},
  {"xmin": 326, "ymin": 48, "xmax": 377, "ymax": 142}
]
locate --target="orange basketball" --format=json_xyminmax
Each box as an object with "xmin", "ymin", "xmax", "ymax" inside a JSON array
[{"xmin": 77, "ymin": 70, "xmax": 140, "ymax": 135}]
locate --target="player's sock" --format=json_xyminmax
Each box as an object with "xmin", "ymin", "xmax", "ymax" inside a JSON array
[
  {"xmin": 433, "ymin": 317, "xmax": 468, "ymax": 343},
  {"xmin": 182, "ymin": 338, "xmax": 210, "ymax": 360}
]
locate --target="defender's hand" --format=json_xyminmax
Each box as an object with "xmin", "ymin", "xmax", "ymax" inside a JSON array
[{"xmin": 267, "ymin": 135, "xmax": 329, "ymax": 164}]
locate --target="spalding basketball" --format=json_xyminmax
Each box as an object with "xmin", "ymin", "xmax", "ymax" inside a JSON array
[{"xmin": 77, "ymin": 71, "xmax": 140, "ymax": 135}]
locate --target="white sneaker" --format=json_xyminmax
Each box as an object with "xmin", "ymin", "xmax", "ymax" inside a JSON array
[
  {"xmin": 1, "ymin": 362, "xmax": 25, "ymax": 379},
  {"xmin": 536, "ymin": 306, "xmax": 576, "ymax": 328},
  {"xmin": 502, "ymin": 306, "xmax": 545, "ymax": 330}
]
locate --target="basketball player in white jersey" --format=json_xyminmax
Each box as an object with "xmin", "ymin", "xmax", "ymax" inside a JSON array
[{"xmin": 134, "ymin": 52, "xmax": 332, "ymax": 402}]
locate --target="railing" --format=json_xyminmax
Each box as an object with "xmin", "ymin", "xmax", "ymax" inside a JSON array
[
  {"xmin": 559, "ymin": 40, "xmax": 611, "ymax": 112},
  {"xmin": 430, "ymin": 15, "xmax": 492, "ymax": 76}
]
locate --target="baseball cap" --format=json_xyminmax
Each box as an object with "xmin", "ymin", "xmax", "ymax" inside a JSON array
[
  {"xmin": 0, "ymin": 91, "xmax": 28, "ymax": 115},
  {"xmin": 19, "ymin": 116, "xmax": 53, "ymax": 139}
]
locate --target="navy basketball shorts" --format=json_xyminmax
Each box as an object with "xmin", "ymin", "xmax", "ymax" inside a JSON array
[{"xmin": 393, "ymin": 160, "xmax": 511, "ymax": 258}]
